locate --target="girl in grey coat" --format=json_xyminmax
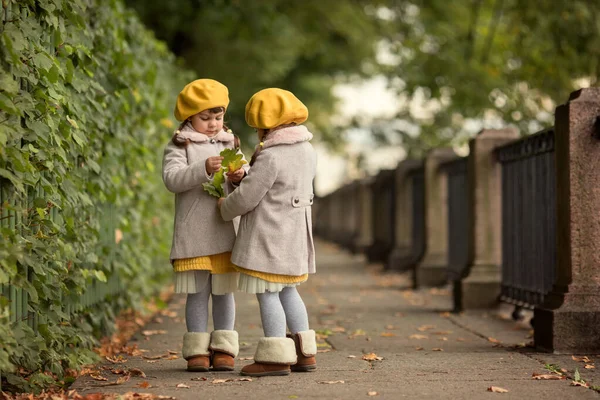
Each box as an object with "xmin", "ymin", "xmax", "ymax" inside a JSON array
[
  {"xmin": 163, "ymin": 79, "xmax": 247, "ymax": 373},
  {"xmin": 218, "ymin": 88, "xmax": 317, "ymax": 377}
]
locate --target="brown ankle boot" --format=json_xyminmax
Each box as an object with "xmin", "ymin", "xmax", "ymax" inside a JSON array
[
  {"xmin": 289, "ymin": 330, "xmax": 317, "ymax": 372},
  {"xmin": 187, "ymin": 355, "xmax": 210, "ymax": 372},
  {"xmin": 241, "ymin": 337, "xmax": 297, "ymax": 377},
  {"xmin": 212, "ymin": 351, "xmax": 235, "ymax": 371},
  {"xmin": 182, "ymin": 332, "xmax": 211, "ymax": 372}
]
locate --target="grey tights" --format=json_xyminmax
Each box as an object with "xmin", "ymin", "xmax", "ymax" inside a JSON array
[
  {"xmin": 185, "ymin": 277, "xmax": 235, "ymax": 332},
  {"xmin": 256, "ymin": 287, "xmax": 309, "ymax": 337}
]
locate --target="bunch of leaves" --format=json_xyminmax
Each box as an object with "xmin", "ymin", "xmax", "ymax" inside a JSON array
[
  {"xmin": 202, "ymin": 148, "xmax": 247, "ymax": 198},
  {"xmin": 0, "ymin": 0, "xmax": 192, "ymax": 392}
]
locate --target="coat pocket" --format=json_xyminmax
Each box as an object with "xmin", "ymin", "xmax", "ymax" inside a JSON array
[{"xmin": 291, "ymin": 194, "xmax": 314, "ymax": 208}]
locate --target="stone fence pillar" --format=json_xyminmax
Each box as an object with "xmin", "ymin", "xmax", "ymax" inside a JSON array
[
  {"xmin": 535, "ymin": 88, "xmax": 600, "ymax": 353},
  {"xmin": 415, "ymin": 148, "xmax": 457, "ymax": 287},
  {"xmin": 457, "ymin": 128, "xmax": 519, "ymax": 310}
]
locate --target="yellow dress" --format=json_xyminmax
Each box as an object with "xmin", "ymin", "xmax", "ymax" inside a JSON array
[{"xmin": 173, "ymin": 252, "xmax": 238, "ymax": 295}]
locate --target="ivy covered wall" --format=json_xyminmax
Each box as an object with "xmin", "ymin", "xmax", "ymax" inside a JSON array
[{"xmin": 0, "ymin": 0, "xmax": 191, "ymax": 388}]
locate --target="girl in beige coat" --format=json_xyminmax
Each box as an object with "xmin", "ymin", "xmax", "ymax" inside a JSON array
[
  {"xmin": 218, "ymin": 88, "xmax": 317, "ymax": 377},
  {"xmin": 163, "ymin": 79, "xmax": 247, "ymax": 372}
]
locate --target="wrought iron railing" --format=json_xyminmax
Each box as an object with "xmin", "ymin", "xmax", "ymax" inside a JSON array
[{"xmin": 496, "ymin": 129, "xmax": 556, "ymax": 310}]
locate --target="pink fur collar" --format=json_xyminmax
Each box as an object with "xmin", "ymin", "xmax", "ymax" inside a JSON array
[
  {"xmin": 176, "ymin": 123, "xmax": 234, "ymax": 144},
  {"xmin": 261, "ymin": 125, "xmax": 313, "ymax": 149}
]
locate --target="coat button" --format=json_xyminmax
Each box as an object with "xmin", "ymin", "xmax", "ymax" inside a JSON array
[
  {"xmin": 210, "ymin": 139, "xmax": 216, "ymax": 144},
  {"xmin": 294, "ymin": 198, "xmax": 299, "ymax": 204}
]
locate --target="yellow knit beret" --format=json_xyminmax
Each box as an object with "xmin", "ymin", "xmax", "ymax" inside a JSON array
[
  {"xmin": 245, "ymin": 88, "xmax": 308, "ymax": 129},
  {"xmin": 174, "ymin": 79, "xmax": 230, "ymax": 121}
]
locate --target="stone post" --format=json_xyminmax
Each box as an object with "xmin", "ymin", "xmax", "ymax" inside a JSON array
[
  {"xmin": 387, "ymin": 160, "xmax": 423, "ymax": 271},
  {"xmin": 415, "ymin": 148, "xmax": 457, "ymax": 287},
  {"xmin": 535, "ymin": 88, "xmax": 600, "ymax": 353},
  {"xmin": 456, "ymin": 128, "xmax": 519, "ymax": 310},
  {"xmin": 353, "ymin": 178, "xmax": 373, "ymax": 254}
]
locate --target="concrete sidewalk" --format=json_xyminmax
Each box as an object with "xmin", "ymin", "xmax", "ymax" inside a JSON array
[{"xmin": 72, "ymin": 241, "xmax": 600, "ymax": 399}]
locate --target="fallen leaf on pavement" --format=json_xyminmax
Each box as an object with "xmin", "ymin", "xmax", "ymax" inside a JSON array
[
  {"xmin": 145, "ymin": 360, "xmax": 159, "ymax": 364},
  {"xmin": 116, "ymin": 376, "xmax": 130, "ymax": 385},
  {"xmin": 487, "ymin": 386, "xmax": 508, "ymax": 393},
  {"xmin": 318, "ymin": 349, "xmax": 332, "ymax": 353},
  {"xmin": 585, "ymin": 364, "xmax": 595, "ymax": 369},
  {"xmin": 362, "ymin": 353, "xmax": 383, "ymax": 361},
  {"xmin": 368, "ymin": 391, "xmax": 378, "ymax": 396},
  {"xmin": 409, "ymin": 334, "xmax": 428, "ymax": 340},
  {"xmin": 456, "ymin": 338, "xmax": 466, "ymax": 342},
  {"xmin": 431, "ymin": 348, "xmax": 444, "ymax": 352},
  {"xmin": 318, "ymin": 380, "xmax": 345, "ymax": 384},
  {"xmin": 90, "ymin": 374, "xmax": 108, "ymax": 381},
  {"xmin": 439, "ymin": 312, "xmax": 451, "ymax": 318},
  {"xmin": 129, "ymin": 368, "xmax": 146, "ymax": 378},
  {"xmin": 106, "ymin": 356, "xmax": 128, "ymax": 364},
  {"xmin": 385, "ymin": 325, "xmax": 396, "ymax": 330},
  {"xmin": 532, "ymin": 373, "xmax": 566, "ymax": 380},
  {"xmin": 415, "ymin": 347, "xmax": 424, "ymax": 351},
  {"xmin": 438, "ymin": 337, "xmax": 448, "ymax": 341},
  {"xmin": 571, "ymin": 381, "xmax": 588, "ymax": 387},
  {"xmin": 572, "ymin": 355, "xmax": 592, "ymax": 363},
  {"xmin": 488, "ymin": 337, "xmax": 501, "ymax": 344},
  {"xmin": 239, "ymin": 378, "xmax": 253, "ymax": 382},
  {"xmin": 433, "ymin": 331, "xmax": 453, "ymax": 335},
  {"xmin": 143, "ymin": 354, "xmax": 166, "ymax": 360},
  {"xmin": 191, "ymin": 377, "xmax": 208, "ymax": 381},
  {"xmin": 380, "ymin": 332, "xmax": 396, "ymax": 337},
  {"xmin": 166, "ymin": 355, "xmax": 179, "ymax": 360},
  {"xmin": 137, "ymin": 381, "xmax": 152, "ymax": 389},
  {"xmin": 168, "ymin": 350, "xmax": 179, "ymax": 355},
  {"xmin": 417, "ymin": 325, "xmax": 435, "ymax": 332},
  {"xmin": 348, "ymin": 355, "xmax": 356, "ymax": 358},
  {"xmin": 212, "ymin": 379, "xmax": 231, "ymax": 384},
  {"xmin": 332, "ymin": 326, "xmax": 346, "ymax": 333},
  {"xmin": 177, "ymin": 383, "xmax": 191, "ymax": 388},
  {"xmin": 142, "ymin": 330, "xmax": 167, "ymax": 336}
]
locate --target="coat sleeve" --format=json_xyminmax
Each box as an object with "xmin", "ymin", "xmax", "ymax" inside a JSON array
[
  {"xmin": 162, "ymin": 142, "xmax": 212, "ymax": 193},
  {"xmin": 220, "ymin": 151, "xmax": 277, "ymax": 221}
]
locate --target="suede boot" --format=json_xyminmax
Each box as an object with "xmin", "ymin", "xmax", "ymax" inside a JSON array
[
  {"xmin": 289, "ymin": 330, "xmax": 317, "ymax": 372},
  {"xmin": 241, "ymin": 337, "xmax": 297, "ymax": 377},
  {"xmin": 182, "ymin": 332, "xmax": 211, "ymax": 372},
  {"xmin": 210, "ymin": 330, "xmax": 239, "ymax": 371}
]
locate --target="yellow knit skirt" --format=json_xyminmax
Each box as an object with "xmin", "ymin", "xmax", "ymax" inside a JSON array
[
  {"xmin": 234, "ymin": 265, "xmax": 308, "ymax": 294},
  {"xmin": 173, "ymin": 252, "xmax": 238, "ymax": 295}
]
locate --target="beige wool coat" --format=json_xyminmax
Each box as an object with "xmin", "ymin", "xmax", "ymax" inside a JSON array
[
  {"xmin": 220, "ymin": 125, "xmax": 317, "ymax": 276},
  {"xmin": 163, "ymin": 123, "xmax": 245, "ymax": 261}
]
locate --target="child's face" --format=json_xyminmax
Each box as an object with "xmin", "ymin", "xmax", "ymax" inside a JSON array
[{"xmin": 190, "ymin": 110, "xmax": 224, "ymax": 136}]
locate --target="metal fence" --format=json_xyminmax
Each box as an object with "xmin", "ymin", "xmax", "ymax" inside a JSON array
[
  {"xmin": 367, "ymin": 169, "xmax": 396, "ymax": 263},
  {"xmin": 442, "ymin": 158, "xmax": 471, "ymax": 281},
  {"xmin": 496, "ymin": 129, "xmax": 556, "ymax": 309}
]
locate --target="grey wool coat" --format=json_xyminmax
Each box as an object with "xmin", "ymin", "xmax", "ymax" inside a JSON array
[
  {"xmin": 220, "ymin": 125, "xmax": 317, "ymax": 276},
  {"xmin": 163, "ymin": 123, "xmax": 245, "ymax": 261}
]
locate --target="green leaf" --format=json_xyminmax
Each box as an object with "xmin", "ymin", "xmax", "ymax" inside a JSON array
[{"xmin": 202, "ymin": 182, "xmax": 221, "ymax": 198}]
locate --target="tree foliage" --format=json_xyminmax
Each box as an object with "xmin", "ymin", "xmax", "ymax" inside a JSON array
[
  {"xmin": 0, "ymin": 0, "xmax": 192, "ymax": 390},
  {"xmin": 374, "ymin": 0, "xmax": 600, "ymax": 157},
  {"xmin": 124, "ymin": 0, "xmax": 390, "ymax": 147}
]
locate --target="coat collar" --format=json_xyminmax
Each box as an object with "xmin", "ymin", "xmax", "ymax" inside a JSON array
[
  {"xmin": 261, "ymin": 125, "xmax": 313, "ymax": 149},
  {"xmin": 176, "ymin": 122, "xmax": 235, "ymax": 144}
]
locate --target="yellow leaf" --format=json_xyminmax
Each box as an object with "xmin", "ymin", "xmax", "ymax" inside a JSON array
[
  {"xmin": 380, "ymin": 332, "xmax": 396, "ymax": 337},
  {"xmin": 487, "ymin": 386, "xmax": 508, "ymax": 393},
  {"xmin": 417, "ymin": 325, "xmax": 435, "ymax": 332},
  {"xmin": 409, "ymin": 334, "xmax": 428, "ymax": 340},
  {"xmin": 368, "ymin": 391, "xmax": 378, "ymax": 396},
  {"xmin": 531, "ymin": 373, "xmax": 565, "ymax": 380}
]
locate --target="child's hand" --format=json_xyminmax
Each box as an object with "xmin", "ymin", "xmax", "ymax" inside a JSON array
[
  {"xmin": 227, "ymin": 168, "xmax": 245, "ymax": 183},
  {"xmin": 217, "ymin": 197, "xmax": 225, "ymax": 209},
  {"xmin": 206, "ymin": 156, "xmax": 224, "ymax": 175}
]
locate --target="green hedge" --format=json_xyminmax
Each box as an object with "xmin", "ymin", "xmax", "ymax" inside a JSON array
[{"xmin": 0, "ymin": 0, "xmax": 192, "ymax": 390}]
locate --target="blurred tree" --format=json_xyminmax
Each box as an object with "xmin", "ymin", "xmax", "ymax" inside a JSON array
[
  {"xmin": 125, "ymin": 0, "xmax": 390, "ymax": 147},
  {"xmin": 375, "ymin": 0, "xmax": 600, "ymax": 157}
]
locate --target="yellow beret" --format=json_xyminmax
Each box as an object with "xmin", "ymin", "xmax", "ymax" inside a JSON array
[
  {"xmin": 245, "ymin": 88, "xmax": 308, "ymax": 129},
  {"xmin": 174, "ymin": 79, "xmax": 230, "ymax": 121}
]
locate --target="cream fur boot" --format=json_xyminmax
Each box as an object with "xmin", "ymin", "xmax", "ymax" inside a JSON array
[{"xmin": 240, "ymin": 337, "xmax": 297, "ymax": 377}]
